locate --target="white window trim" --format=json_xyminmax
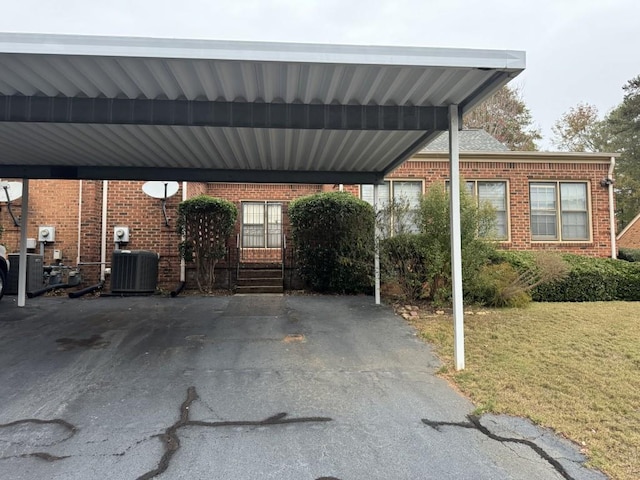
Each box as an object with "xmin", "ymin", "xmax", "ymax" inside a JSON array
[
  {"xmin": 529, "ymin": 180, "xmax": 593, "ymax": 243},
  {"xmin": 360, "ymin": 179, "xmax": 424, "ymax": 236}
]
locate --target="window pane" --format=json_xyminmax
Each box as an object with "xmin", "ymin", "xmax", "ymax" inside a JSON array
[
  {"xmin": 393, "ymin": 181, "xmax": 422, "ymax": 208},
  {"xmin": 361, "ymin": 182, "xmax": 390, "ymax": 207},
  {"xmin": 562, "ymin": 212, "xmax": 588, "ymax": 240},
  {"xmin": 531, "ymin": 213, "xmax": 557, "ymax": 239},
  {"xmin": 493, "ymin": 212, "xmax": 507, "ymax": 239},
  {"xmin": 393, "ymin": 181, "xmax": 421, "ymax": 234},
  {"xmin": 478, "ymin": 182, "xmax": 506, "ymax": 211},
  {"xmin": 561, "ymin": 183, "xmax": 587, "ymax": 211},
  {"xmin": 530, "ymin": 184, "xmax": 556, "ymax": 210}
]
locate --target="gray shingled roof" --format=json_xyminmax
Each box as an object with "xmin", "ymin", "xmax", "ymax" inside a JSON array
[{"xmin": 421, "ymin": 129, "xmax": 509, "ymax": 152}]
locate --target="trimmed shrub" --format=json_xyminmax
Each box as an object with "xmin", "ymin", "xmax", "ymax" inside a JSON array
[
  {"xmin": 289, "ymin": 192, "xmax": 374, "ymax": 294},
  {"xmin": 618, "ymin": 248, "xmax": 640, "ymax": 262},
  {"xmin": 176, "ymin": 195, "xmax": 237, "ymax": 293},
  {"xmin": 498, "ymin": 251, "xmax": 640, "ymax": 302}
]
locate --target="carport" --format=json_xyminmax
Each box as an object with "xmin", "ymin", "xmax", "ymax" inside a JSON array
[{"xmin": 0, "ymin": 33, "xmax": 525, "ymax": 369}]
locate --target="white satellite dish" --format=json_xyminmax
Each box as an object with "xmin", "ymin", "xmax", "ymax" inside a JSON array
[
  {"xmin": 142, "ymin": 181, "xmax": 179, "ymax": 199},
  {"xmin": 0, "ymin": 181, "xmax": 23, "ymax": 202}
]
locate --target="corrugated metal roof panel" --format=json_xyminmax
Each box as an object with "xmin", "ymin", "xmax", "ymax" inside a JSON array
[{"xmin": 0, "ymin": 33, "xmax": 525, "ymax": 182}]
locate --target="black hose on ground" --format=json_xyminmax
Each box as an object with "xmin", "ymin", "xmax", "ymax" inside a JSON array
[
  {"xmin": 68, "ymin": 282, "xmax": 104, "ymax": 299},
  {"xmin": 170, "ymin": 281, "xmax": 186, "ymax": 297},
  {"xmin": 27, "ymin": 283, "xmax": 73, "ymax": 298}
]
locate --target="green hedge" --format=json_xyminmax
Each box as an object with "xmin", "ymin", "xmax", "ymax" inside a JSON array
[
  {"xmin": 618, "ymin": 248, "xmax": 640, "ymax": 262},
  {"xmin": 497, "ymin": 251, "xmax": 640, "ymax": 302},
  {"xmin": 289, "ymin": 192, "xmax": 374, "ymax": 294}
]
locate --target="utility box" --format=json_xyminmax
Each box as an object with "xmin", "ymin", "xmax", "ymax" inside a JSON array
[
  {"xmin": 113, "ymin": 226, "xmax": 130, "ymax": 243},
  {"xmin": 6, "ymin": 254, "xmax": 44, "ymax": 295},
  {"xmin": 110, "ymin": 250, "xmax": 158, "ymax": 294},
  {"xmin": 38, "ymin": 226, "xmax": 55, "ymax": 243}
]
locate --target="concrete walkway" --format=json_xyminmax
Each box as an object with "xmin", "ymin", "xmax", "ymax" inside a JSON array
[{"xmin": 0, "ymin": 295, "xmax": 606, "ymax": 479}]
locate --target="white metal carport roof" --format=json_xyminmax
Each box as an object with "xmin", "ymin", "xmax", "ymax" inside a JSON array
[{"xmin": 0, "ymin": 33, "xmax": 524, "ymax": 183}]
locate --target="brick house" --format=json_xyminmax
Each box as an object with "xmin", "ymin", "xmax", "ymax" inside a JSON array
[
  {"xmin": 0, "ymin": 131, "xmax": 617, "ymax": 293},
  {"xmin": 617, "ymin": 213, "xmax": 640, "ymax": 249}
]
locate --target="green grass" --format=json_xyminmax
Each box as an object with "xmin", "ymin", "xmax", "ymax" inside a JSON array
[{"xmin": 409, "ymin": 302, "xmax": 640, "ymax": 480}]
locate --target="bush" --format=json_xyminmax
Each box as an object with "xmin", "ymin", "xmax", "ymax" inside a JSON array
[
  {"xmin": 618, "ymin": 248, "xmax": 640, "ymax": 262},
  {"xmin": 381, "ymin": 234, "xmax": 429, "ymax": 300},
  {"xmin": 498, "ymin": 251, "xmax": 640, "ymax": 302},
  {"xmin": 416, "ymin": 183, "xmax": 497, "ymax": 304},
  {"xmin": 289, "ymin": 192, "xmax": 374, "ymax": 294},
  {"xmin": 470, "ymin": 263, "xmax": 532, "ymax": 308},
  {"xmin": 176, "ymin": 195, "xmax": 237, "ymax": 293}
]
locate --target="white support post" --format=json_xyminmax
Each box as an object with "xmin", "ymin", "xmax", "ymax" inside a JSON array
[
  {"xmin": 17, "ymin": 179, "xmax": 29, "ymax": 307},
  {"xmin": 100, "ymin": 180, "xmax": 108, "ymax": 282},
  {"xmin": 374, "ymin": 183, "xmax": 381, "ymax": 305},
  {"xmin": 449, "ymin": 104, "xmax": 465, "ymax": 370}
]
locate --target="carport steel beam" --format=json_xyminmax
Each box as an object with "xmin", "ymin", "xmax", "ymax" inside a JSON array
[{"xmin": 0, "ymin": 96, "xmax": 451, "ymax": 131}]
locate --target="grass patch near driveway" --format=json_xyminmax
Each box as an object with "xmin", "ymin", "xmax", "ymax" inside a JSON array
[{"xmin": 409, "ymin": 302, "xmax": 640, "ymax": 480}]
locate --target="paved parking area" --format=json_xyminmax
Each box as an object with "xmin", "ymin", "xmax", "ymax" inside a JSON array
[{"xmin": 0, "ymin": 294, "xmax": 605, "ymax": 479}]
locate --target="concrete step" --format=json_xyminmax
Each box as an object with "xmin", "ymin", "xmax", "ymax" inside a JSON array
[
  {"xmin": 236, "ymin": 277, "xmax": 283, "ymax": 287},
  {"xmin": 237, "ymin": 268, "xmax": 283, "ymax": 279},
  {"xmin": 235, "ymin": 285, "xmax": 284, "ymax": 294}
]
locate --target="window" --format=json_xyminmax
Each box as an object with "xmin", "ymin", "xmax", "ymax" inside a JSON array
[
  {"xmin": 447, "ymin": 180, "xmax": 509, "ymax": 240},
  {"xmin": 530, "ymin": 182, "xmax": 589, "ymax": 241},
  {"xmin": 241, "ymin": 202, "xmax": 282, "ymax": 248},
  {"xmin": 361, "ymin": 180, "xmax": 422, "ymax": 235}
]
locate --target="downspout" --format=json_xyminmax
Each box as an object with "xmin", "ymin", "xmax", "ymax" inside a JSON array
[
  {"xmin": 608, "ymin": 156, "xmax": 616, "ymax": 259},
  {"xmin": 171, "ymin": 181, "xmax": 188, "ymax": 297},
  {"xmin": 100, "ymin": 180, "xmax": 108, "ymax": 282},
  {"xmin": 76, "ymin": 180, "xmax": 83, "ymax": 266}
]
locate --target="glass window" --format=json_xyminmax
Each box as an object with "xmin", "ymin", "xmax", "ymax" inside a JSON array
[
  {"xmin": 242, "ymin": 202, "xmax": 282, "ymax": 248},
  {"xmin": 453, "ymin": 180, "xmax": 509, "ymax": 240},
  {"xmin": 361, "ymin": 180, "xmax": 422, "ymax": 235},
  {"xmin": 530, "ymin": 182, "xmax": 589, "ymax": 241}
]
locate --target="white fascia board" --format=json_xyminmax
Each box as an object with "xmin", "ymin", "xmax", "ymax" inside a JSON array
[{"xmin": 0, "ymin": 32, "xmax": 525, "ymax": 70}]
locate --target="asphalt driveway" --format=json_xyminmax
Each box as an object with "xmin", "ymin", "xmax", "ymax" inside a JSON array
[{"xmin": 0, "ymin": 294, "xmax": 604, "ymax": 479}]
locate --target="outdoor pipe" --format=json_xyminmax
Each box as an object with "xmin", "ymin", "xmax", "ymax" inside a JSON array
[
  {"xmin": 69, "ymin": 281, "xmax": 104, "ymax": 299},
  {"xmin": 27, "ymin": 283, "xmax": 73, "ymax": 298},
  {"xmin": 170, "ymin": 281, "xmax": 186, "ymax": 297}
]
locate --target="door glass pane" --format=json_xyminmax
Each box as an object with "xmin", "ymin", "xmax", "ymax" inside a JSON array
[
  {"xmin": 242, "ymin": 203, "xmax": 265, "ymax": 248},
  {"xmin": 266, "ymin": 203, "xmax": 282, "ymax": 248}
]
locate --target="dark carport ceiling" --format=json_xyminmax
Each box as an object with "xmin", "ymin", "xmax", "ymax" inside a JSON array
[{"xmin": 0, "ymin": 33, "xmax": 525, "ymax": 183}]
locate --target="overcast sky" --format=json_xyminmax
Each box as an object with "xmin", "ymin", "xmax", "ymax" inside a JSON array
[{"xmin": 1, "ymin": 0, "xmax": 637, "ymax": 149}]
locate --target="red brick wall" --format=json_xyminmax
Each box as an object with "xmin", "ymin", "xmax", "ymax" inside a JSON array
[
  {"xmin": 617, "ymin": 215, "xmax": 640, "ymax": 249},
  {"xmin": 0, "ymin": 153, "xmax": 615, "ymax": 294},
  {"xmin": 383, "ymin": 155, "xmax": 613, "ymax": 257}
]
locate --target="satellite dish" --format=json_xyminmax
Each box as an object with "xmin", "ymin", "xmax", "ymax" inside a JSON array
[
  {"xmin": 0, "ymin": 181, "xmax": 23, "ymax": 202},
  {"xmin": 142, "ymin": 181, "xmax": 179, "ymax": 199}
]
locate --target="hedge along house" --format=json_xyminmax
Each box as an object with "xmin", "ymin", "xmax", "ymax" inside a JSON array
[{"xmin": 0, "ymin": 32, "xmax": 528, "ymax": 369}]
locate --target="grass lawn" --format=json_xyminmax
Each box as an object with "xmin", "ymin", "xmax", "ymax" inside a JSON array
[{"xmin": 408, "ymin": 302, "xmax": 640, "ymax": 480}]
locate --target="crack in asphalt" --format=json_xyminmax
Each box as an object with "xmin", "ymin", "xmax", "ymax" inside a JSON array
[
  {"xmin": 137, "ymin": 386, "xmax": 333, "ymax": 480},
  {"xmin": 0, "ymin": 418, "xmax": 77, "ymax": 463},
  {"xmin": 422, "ymin": 416, "xmax": 576, "ymax": 480}
]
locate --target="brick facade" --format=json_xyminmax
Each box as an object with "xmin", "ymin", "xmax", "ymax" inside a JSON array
[
  {"xmin": 617, "ymin": 213, "xmax": 640, "ymax": 249},
  {"xmin": 0, "ymin": 151, "xmax": 616, "ymax": 292}
]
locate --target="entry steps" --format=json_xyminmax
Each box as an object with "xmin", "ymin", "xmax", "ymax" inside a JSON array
[{"xmin": 235, "ymin": 264, "xmax": 283, "ymax": 294}]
